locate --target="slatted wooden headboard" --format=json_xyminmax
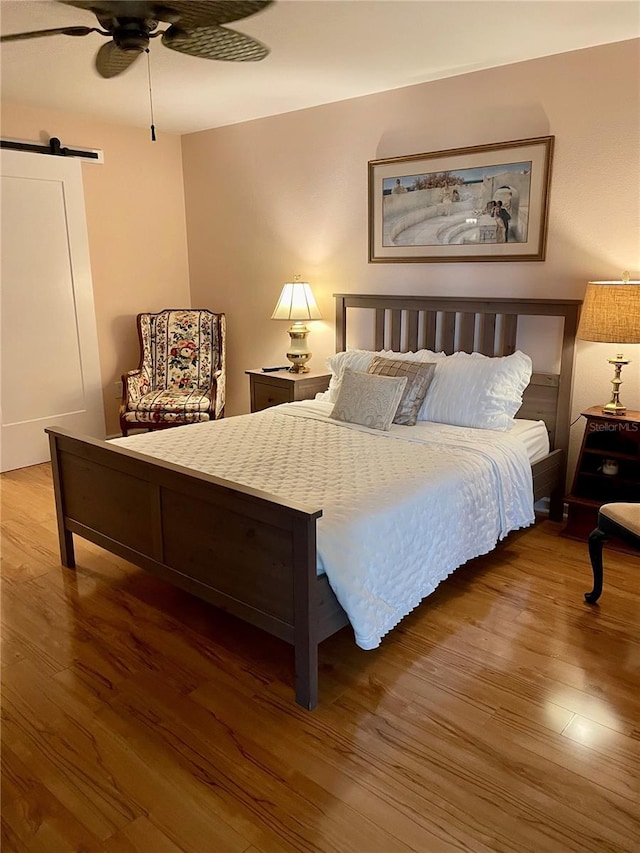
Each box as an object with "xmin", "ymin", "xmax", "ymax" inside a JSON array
[{"xmin": 334, "ymin": 294, "xmax": 581, "ymax": 462}]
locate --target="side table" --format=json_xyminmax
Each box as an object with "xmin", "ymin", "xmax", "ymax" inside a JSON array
[
  {"xmin": 246, "ymin": 369, "xmax": 331, "ymax": 413},
  {"xmin": 563, "ymin": 406, "xmax": 640, "ymax": 543}
]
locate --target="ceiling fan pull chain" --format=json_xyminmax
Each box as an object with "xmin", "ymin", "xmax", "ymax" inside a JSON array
[{"xmin": 145, "ymin": 48, "xmax": 156, "ymax": 142}]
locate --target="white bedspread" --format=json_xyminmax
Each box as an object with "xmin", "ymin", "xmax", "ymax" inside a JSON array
[{"xmin": 113, "ymin": 401, "xmax": 534, "ymax": 650}]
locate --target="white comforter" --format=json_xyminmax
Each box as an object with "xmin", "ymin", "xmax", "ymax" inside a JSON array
[{"xmin": 113, "ymin": 401, "xmax": 534, "ymax": 650}]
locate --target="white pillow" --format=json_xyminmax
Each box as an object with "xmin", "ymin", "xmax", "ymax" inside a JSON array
[
  {"xmin": 418, "ymin": 350, "xmax": 532, "ymax": 430},
  {"xmin": 318, "ymin": 349, "xmax": 376, "ymax": 402},
  {"xmin": 317, "ymin": 348, "xmax": 444, "ymax": 403},
  {"xmin": 330, "ymin": 369, "xmax": 407, "ymax": 431}
]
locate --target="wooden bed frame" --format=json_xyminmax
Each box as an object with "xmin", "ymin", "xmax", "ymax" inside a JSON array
[{"xmin": 47, "ymin": 295, "xmax": 581, "ymax": 709}]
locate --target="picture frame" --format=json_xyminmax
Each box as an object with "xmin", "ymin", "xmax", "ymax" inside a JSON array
[{"xmin": 368, "ymin": 136, "xmax": 554, "ymax": 263}]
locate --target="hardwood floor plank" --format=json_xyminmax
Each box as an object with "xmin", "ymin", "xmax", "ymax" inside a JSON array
[
  {"xmin": 2, "ymin": 463, "xmax": 639, "ymax": 853},
  {"xmin": 0, "ymin": 618, "xmax": 68, "ymax": 679},
  {"xmin": 192, "ymin": 676, "xmax": 497, "ymax": 853},
  {"xmin": 93, "ymin": 699, "xmax": 299, "ymax": 853},
  {"xmin": 2, "ymin": 663, "xmax": 143, "ymax": 841},
  {"xmin": 327, "ymin": 691, "xmax": 637, "ymax": 853},
  {"xmin": 104, "ymin": 670, "xmax": 418, "ymax": 853},
  {"xmin": 394, "ymin": 608, "xmax": 639, "ymax": 734},
  {"xmin": 1, "ymin": 581, "xmax": 80, "ymax": 675},
  {"xmin": 0, "ymin": 464, "xmax": 55, "ymax": 525},
  {"xmin": 0, "ymin": 818, "xmax": 30, "ymax": 853},
  {"xmin": 0, "ymin": 783, "xmax": 104, "ymax": 852},
  {"xmin": 102, "ymin": 816, "xmax": 190, "ymax": 853},
  {"xmin": 0, "ymin": 517, "xmax": 60, "ymax": 579},
  {"xmin": 29, "ymin": 561, "xmax": 289, "ymax": 700},
  {"xmin": 482, "ymin": 708, "xmax": 639, "ymax": 835},
  {"xmin": 0, "ymin": 744, "xmax": 39, "ymax": 809},
  {"xmin": 321, "ymin": 637, "xmax": 578, "ymax": 737},
  {"xmin": 1, "ymin": 659, "xmax": 250, "ymax": 852}
]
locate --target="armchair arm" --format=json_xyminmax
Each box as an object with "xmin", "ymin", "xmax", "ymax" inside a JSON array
[{"xmin": 120, "ymin": 369, "xmax": 150, "ymax": 410}]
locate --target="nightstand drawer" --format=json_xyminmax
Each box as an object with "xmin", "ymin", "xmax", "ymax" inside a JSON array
[
  {"xmin": 246, "ymin": 369, "xmax": 331, "ymax": 413},
  {"xmin": 252, "ymin": 382, "xmax": 292, "ymax": 412}
]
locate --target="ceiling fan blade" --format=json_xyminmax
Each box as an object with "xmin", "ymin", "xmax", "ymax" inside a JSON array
[
  {"xmin": 59, "ymin": 1, "xmax": 158, "ymax": 31},
  {"xmin": 162, "ymin": 24, "xmax": 269, "ymax": 61},
  {"xmin": 158, "ymin": 1, "xmax": 274, "ymax": 28},
  {"xmin": 0, "ymin": 26, "xmax": 97, "ymax": 43},
  {"xmin": 61, "ymin": 0, "xmax": 157, "ymax": 16},
  {"xmin": 60, "ymin": 0, "xmax": 273, "ymax": 27},
  {"xmin": 95, "ymin": 40, "xmax": 143, "ymax": 77}
]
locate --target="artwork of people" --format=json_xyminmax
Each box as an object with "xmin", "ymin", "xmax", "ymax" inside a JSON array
[{"xmin": 382, "ymin": 163, "xmax": 528, "ymax": 247}]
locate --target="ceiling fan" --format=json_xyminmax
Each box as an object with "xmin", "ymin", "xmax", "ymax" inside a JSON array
[{"xmin": 0, "ymin": 0, "xmax": 274, "ymax": 78}]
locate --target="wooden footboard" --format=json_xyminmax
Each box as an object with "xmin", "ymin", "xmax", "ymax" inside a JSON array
[{"xmin": 47, "ymin": 427, "xmax": 348, "ymax": 709}]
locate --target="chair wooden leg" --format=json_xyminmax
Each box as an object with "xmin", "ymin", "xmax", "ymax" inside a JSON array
[{"xmin": 586, "ymin": 526, "xmax": 607, "ymax": 604}]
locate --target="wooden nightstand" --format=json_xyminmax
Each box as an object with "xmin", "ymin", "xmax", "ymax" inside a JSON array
[
  {"xmin": 563, "ymin": 406, "xmax": 640, "ymax": 542},
  {"xmin": 246, "ymin": 368, "xmax": 331, "ymax": 413}
]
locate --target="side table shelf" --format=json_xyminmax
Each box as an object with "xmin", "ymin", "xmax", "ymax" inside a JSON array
[{"xmin": 563, "ymin": 406, "xmax": 640, "ymax": 543}]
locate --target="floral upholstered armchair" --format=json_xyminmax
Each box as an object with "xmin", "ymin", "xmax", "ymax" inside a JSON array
[{"xmin": 119, "ymin": 309, "xmax": 226, "ymax": 436}]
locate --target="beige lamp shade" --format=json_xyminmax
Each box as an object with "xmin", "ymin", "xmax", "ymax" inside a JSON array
[
  {"xmin": 271, "ymin": 280, "xmax": 322, "ymax": 321},
  {"xmin": 577, "ymin": 277, "xmax": 640, "ymax": 343},
  {"xmin": 577, "ymin": 273, "xmax": 640, "ymax": 415}
]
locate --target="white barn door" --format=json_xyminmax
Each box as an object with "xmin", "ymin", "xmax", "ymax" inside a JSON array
[{"xmin": 1, "ymin": 149, "xmax": 105, "ymax": 472}]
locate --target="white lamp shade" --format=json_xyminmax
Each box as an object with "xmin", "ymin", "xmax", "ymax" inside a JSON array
[{"xmin": 271, "ymin": 281, "xmax": 322, "ymax": 321}]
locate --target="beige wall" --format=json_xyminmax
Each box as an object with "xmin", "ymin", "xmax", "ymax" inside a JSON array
[
  {"xmin": 182, "ymin": 38, "xmax": 640, "ymax": 477},
  {"xmin": 2, "ymin": 39, "xmax": 638, "ymax": 469},
  {"xmin": 1, "ymin": 101, "xmax": 191, "ymax": 435}
]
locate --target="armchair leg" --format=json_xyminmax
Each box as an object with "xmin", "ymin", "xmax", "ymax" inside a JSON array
[{"xmin": 586, "ymin": 526, "xmax": 607, "ymax": 604}]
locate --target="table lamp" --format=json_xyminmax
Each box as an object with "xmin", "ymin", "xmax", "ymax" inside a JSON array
[
  {"xmin": 271, "ymin": 276, "xmax": 322, "ymax": 373},
  {"xmin": 577, "ymin": 271, "xmax": 640, "ymax": 415}
]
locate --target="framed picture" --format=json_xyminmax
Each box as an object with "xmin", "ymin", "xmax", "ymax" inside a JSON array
[{"xmin": 368, "ymin": 136, "xmax": 554, "ymax": 263}]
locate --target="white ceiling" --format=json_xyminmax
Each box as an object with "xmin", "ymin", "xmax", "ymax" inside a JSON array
[{"xmin": 1, "ymin": 0, "xmax": 639, "ymax": 135}]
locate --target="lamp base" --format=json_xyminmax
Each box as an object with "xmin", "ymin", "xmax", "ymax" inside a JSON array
[
  {"xmin": 602, "ymin": 353, "xmax": 630, "ymax": 416},
  {"xmin": 287, "ymin": 358, "xmax": 311, "ymax": 374},
  {"xmin": 286, "ymin": 322, "xmax": 312, "ymax": 373},
  {"xmin": 601, "ymin": 400, "xmax": 627, "ymax": 416}
]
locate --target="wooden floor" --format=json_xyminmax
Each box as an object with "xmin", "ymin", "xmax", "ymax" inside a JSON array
[{"xmin": 1, "ymin": 463, "xmax": 639, "ymax": 853}]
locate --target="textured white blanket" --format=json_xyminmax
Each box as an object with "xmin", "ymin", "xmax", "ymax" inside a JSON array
[{"xmin": 113, "ymin": 401, "xmax": 534, "ymax": 649}]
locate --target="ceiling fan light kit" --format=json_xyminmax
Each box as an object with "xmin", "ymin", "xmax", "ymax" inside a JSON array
[{"xmin": 0, "ymin": 0, "xmax": 274, "ymax": 78}]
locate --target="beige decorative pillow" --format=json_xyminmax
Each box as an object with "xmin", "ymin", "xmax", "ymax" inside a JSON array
[
  {"xmin": 367, "ymin": 356, "xmax": 436, "ymax": 426},
  {"xmin": 330, "ymin": 369, "xmax": 407, "ymax": 431}
]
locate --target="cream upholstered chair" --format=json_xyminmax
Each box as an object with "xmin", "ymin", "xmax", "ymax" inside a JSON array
[
  {"xmin": 119, "ymin": 309, "xmax": 225, "ymax": 436},
  {"xmin": 586, "ymin": 503, "xmax": 640, "ymax": 603}
]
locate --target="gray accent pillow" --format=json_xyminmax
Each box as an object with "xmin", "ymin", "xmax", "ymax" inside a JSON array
[
  {"xmin": 330, "ymin": 368, "xmax": 407, "ymax": 431},
  {"xmin": 367, "ymin": 356, "xmax": 437, "ymax": 426}
]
